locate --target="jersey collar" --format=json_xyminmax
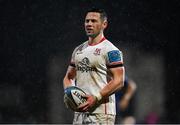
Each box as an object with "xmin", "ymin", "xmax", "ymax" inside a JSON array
[{"xmin": 88, "ymin": 37, "xmax": 106, "ymax": 46}]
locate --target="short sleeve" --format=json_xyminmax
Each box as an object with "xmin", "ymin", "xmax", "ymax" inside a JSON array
[
  {"xmin": 105, "ymin": 43, "xmax": 124, "ymax": 68},
  {"xmin": 69, "ymin": 48, "xmax": 77, "ymax": 67},
  {"xmin": 69, "ymin": 42, "xmax": 86, "ymax": 68}
]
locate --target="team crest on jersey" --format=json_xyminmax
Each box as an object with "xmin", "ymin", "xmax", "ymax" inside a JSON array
[
  {"xmin": 77, "ymin": 57, "xmax": 97, "ymax": 73},
  {"xmin": 108, "ymin": 50, "xmax": 121, "ymax": 63},
  {"xmin": 93, "ymin": 48, "xmax": 101, "ymax": 56}
]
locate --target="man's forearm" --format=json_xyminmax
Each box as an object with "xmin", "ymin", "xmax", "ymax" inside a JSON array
[
  {"xmin": 63, "ymin": 66, "xmax": 76, "ymax": 89},
  {"xmin": 63, "ymin": 78, "xmax": 73, "ymax": 89},
  {"xmin": 98, "ymin": 67, "xmax": 125, "ymax": 100},
  {"xmin": 99, "ymin": 79, "xmax": 124, "ymax": 99}
]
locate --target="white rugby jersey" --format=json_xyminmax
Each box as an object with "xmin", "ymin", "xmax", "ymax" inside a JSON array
[{"xmin": 70, "ymin": 37, "xmax": 124, "ymax": 115}]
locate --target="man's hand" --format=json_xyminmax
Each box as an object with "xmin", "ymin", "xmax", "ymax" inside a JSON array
[{"xmin": 77, "ymin": 94, "xmax": 97, "ymax": 112}]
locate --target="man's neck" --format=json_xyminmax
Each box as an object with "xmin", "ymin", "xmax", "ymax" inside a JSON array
[{"xmin": 88, "ymin": 33, "xmax": 104, "ymax": 46}]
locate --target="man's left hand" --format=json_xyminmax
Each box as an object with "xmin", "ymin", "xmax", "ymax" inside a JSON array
[{"xmin": 78, "ymin": 95, "xmax": 97, "ymax": 112}]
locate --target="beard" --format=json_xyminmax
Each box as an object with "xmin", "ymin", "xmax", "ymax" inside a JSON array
[{"xmin": 86, "ymin": 31, "xmax": 101, "ymax": 38}]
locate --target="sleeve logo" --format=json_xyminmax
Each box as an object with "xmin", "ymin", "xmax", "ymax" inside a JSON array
[{"xmin": 108, "ymin": 50, "xmax": 121, "ymax": 63}]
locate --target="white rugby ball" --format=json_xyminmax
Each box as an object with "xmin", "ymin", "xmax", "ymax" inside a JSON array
[{"xmin": 64, "ymin": 86, "xmax": 87, "ymax": 111}]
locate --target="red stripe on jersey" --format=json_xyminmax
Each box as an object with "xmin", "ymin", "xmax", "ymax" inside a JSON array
[
  {"xmin": 107, "ymin": 61, "xmax": 123, "ymax": 66},
  {"xmin": 88, "ymin": 37, "xmax": 106, "ymax": 46},
  {"xmin": 107, "ymin": 62, "xmax": 123, "ymax": 68}
]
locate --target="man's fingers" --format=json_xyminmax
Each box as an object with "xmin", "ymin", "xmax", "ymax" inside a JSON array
[
  {"xmin": 81, "ymin": 94, "xmax": 89, "ymax": 99},
  {"xmin": 83, "ymin": 106, "xmax": 89, "ymax": 111},
  {"xmin": 77, "ymin": 95, "xmax": 96, "ymax": 112},
  {"xmin": 78, "ymin": 102, "xmax": 88, "ymax": 109}
]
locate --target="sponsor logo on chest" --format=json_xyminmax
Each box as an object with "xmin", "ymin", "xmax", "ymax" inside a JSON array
[{"xmin": 77, "ymin": 57, "xmax": 97, "ymax": 73}]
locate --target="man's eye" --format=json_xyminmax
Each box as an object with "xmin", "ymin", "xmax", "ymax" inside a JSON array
[
  {"xmin": 85, "ymin": 19, "xmax": 97, "ymax": 23},
  {"xmin": 91, "ymin": 20, "xmax": 96, "ymax": 23}
]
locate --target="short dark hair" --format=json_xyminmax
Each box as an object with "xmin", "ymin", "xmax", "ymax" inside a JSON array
[{"xmin": 86, "ymin": 8, "xmax": 108, "ymax": 21}]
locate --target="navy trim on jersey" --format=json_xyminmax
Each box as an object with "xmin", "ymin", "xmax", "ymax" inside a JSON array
[{"xmin": 107, "ymin": 64, "xmax": 123, "ymax": 68}]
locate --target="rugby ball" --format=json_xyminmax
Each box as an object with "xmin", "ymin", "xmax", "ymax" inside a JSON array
[{"xmin": 64, "ymin": 86, "xmax": 87, "ymax": 111}]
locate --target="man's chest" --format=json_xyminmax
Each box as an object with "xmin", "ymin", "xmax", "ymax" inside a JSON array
[{"xmin": 74, "ymin": 46, "xmax": 106, "ymax": 67}]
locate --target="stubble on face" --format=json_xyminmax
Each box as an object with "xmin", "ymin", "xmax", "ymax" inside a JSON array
[{"xmin": 84, "ymin": 12, "xmax": 103, "ymax": 38}]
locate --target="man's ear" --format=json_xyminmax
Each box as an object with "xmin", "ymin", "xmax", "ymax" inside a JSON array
[{"xmin": 103, "ymin": 20, "xmax": 108, "ymax": 29}]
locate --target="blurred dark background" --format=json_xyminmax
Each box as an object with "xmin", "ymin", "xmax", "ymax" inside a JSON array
[{"xmin": 0, "ymin": 0, "xmax": 180, "ymax": 124}]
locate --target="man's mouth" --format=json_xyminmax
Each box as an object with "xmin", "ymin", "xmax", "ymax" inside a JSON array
[{"xmin": 86, "ymin": 29, "xmax": 93, "ymax": 32}]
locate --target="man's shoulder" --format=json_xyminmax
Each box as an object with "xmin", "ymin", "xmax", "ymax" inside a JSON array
[
  {"xmin": 103, "ymin": 39, "xmax": 120, "ymax": 50},
  {"xmin": 103, "ymin": 39, "xmax": 116, "ymax": 46},
  {"xmin": 77, "ymin": 41, "xmax": 88, "ymax": 47},
  {"xmin": 74, "ymin": 41, "xmax": 88, "ymax": 52}
]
